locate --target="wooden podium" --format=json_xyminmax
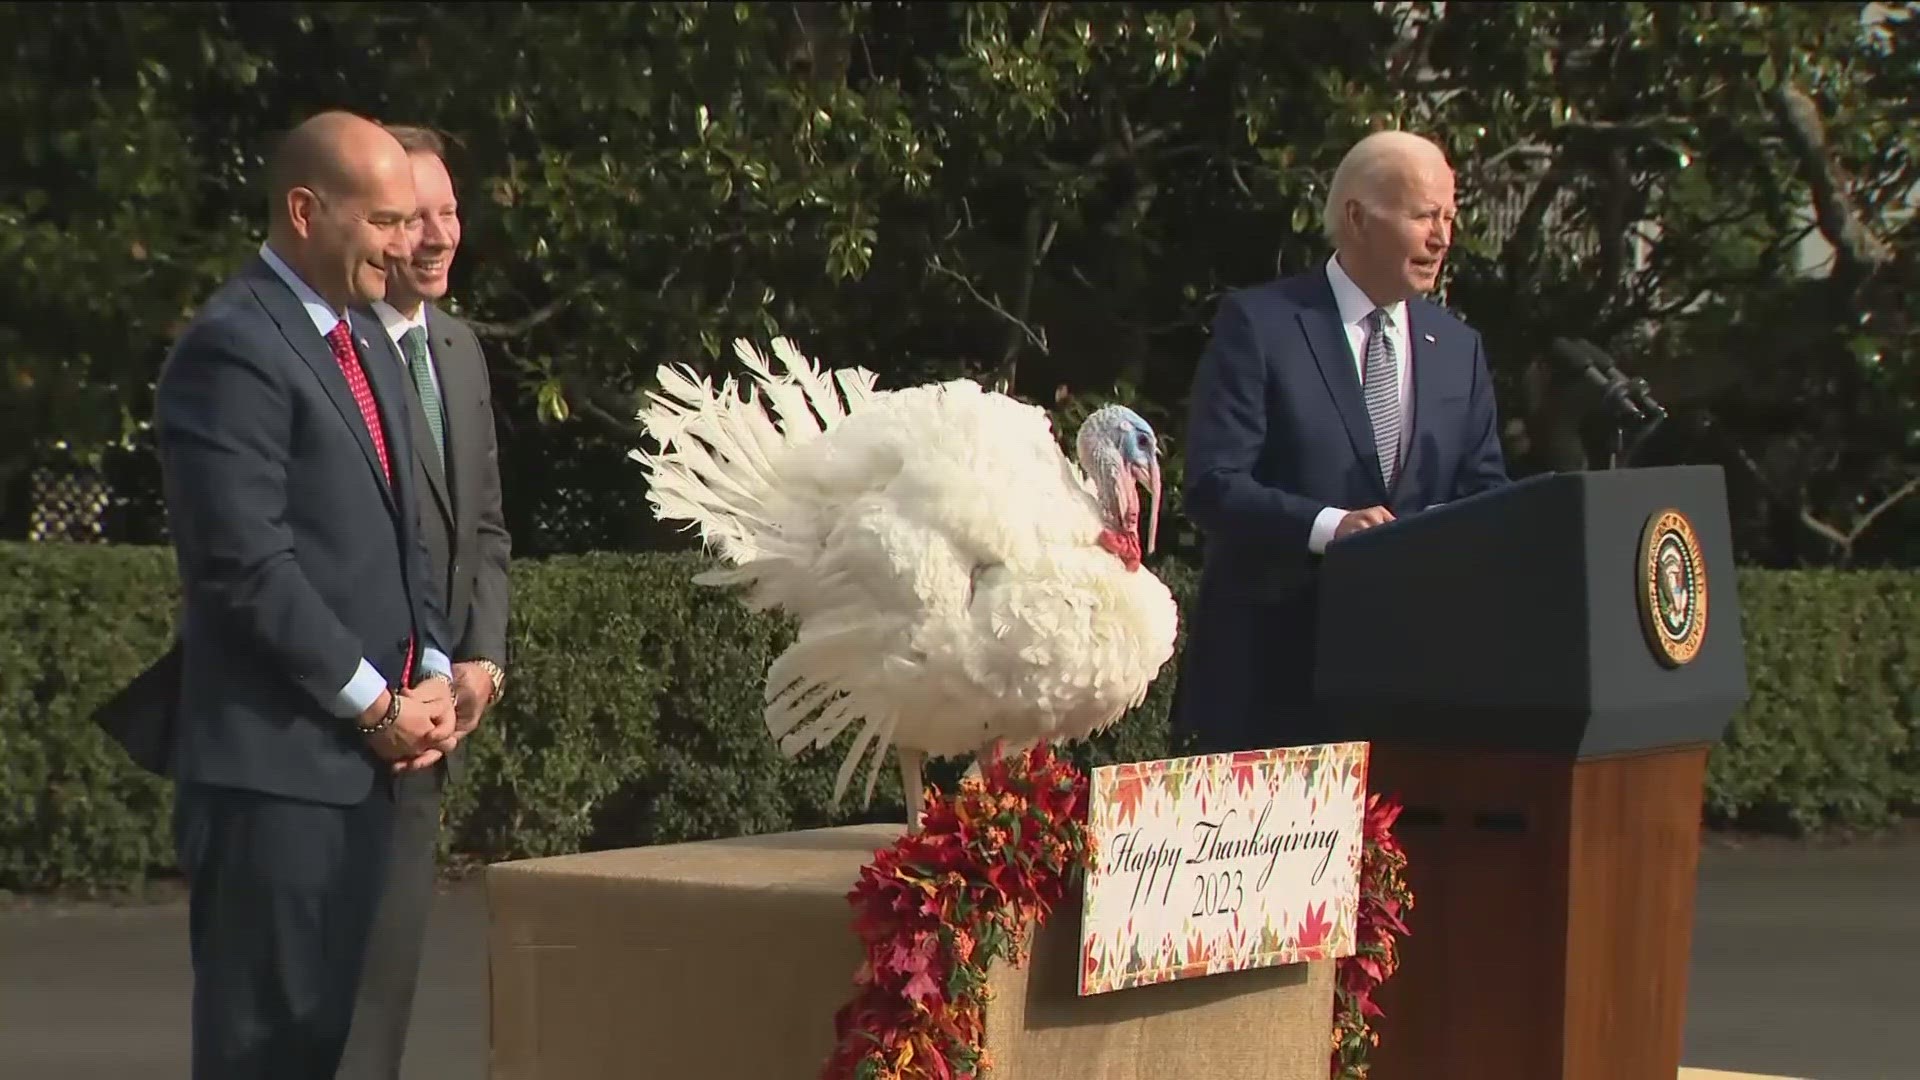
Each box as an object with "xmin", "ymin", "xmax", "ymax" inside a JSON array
[{"xmin": 1313, "ymin": 466, "xmax": 1751, "ymax": 1080}]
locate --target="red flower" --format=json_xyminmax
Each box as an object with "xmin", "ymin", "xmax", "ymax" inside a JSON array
[
  {"xmin": 1333, "ymin": 791, "xmax": 1415, "ymax": 1080},
  {"xmin": 824, "ymin": 745, "xmax": 1415, "ymax": 1080},
  {"xmin": 822, "ymin": 742, "xmax": 1096, "ymax": 1080}
]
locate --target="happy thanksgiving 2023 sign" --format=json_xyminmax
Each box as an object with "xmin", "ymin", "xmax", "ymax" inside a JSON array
[{"xmin": 1078, "ymin": 742, "xmax": 1367, "ymax": 996}]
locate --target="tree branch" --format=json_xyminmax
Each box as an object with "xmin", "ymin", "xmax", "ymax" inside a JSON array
[
  {"xmin": 1702, "ymin": 409, "xmax": 1918, "ymax": 562},
  {"xmin": 1088, "ymin": 125, "xmax": 1172, "ymax": 169},
  {"xmin": 466, "ymin": 292, "xmax": 575, "ymax": 339},
  {"xmin": 1474, "ymin": 142, "xmax": 1555, "ymax": 176},
  {"xmin": 1228, "ymin": 161, "xmax": 1255, "ymax": 199},
  {"xmin": 1764, "ymin": 83, "xmax": 1894, "ymax": 282},
  {"xmin": 1595, "ymin": 148, "xmax": 1636, "ymax": 307},
  {"xmin": 1551, "ymin": 116, "xmax": 1697, "ymax": 140},
  {"xmin": 994, "ymin": 204, "xmax": 1049, "ymax": 391},
  {"xmin": 926, "ymin": 251, "xmax": 1050, "ymax": 360},
  {"xmin": 1705, "ymin": 410, "xmax": 1852, "ymax": 552},
  {"xmin": 1848, "ymin": 473, "xmax": 1920, "ymax": 546},
  {"xmin": 1602, "ymin": 279, "xmax": 1720, "ymax": 335},
  {"xmin": 574, "ymin": 393, "xmax": 645, "ymax": 442},
  {"xmin": 1500, "ymin": 160, "xmax": 1570, "ymax": 289}
]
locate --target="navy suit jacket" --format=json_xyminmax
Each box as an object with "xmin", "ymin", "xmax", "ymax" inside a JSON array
[
  {"xmin": 1172, "ymin": 266, "xmax": 1508, "ymax": 752},
  {"xmin": 144, "ymin": 255, "xmax": 450, "ymax": 806}
]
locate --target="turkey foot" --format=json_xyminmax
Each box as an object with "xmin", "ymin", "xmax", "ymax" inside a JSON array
[{"xmin": 899, "ymin": 746, "xmax": 926, "ymax": 834}]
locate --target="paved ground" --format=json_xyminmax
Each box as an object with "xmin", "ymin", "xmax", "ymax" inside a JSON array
[{"xmin": 1, "ymin": 831, "xmax": 1912, "ymax": 1079}]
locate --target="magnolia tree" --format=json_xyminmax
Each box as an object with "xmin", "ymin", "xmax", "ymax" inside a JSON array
[{"xmin": 3, "ymin": 1, "xmax": 1914, "ymax": 564}]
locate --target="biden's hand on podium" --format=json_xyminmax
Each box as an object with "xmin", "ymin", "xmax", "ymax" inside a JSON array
[{"xmin": 1333, "ymin": 505, "xmax": 1395, "ymax": 541}]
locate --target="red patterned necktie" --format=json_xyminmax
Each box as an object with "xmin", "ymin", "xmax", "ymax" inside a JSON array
[
  {"xmin": 326, "ymin": 321, "xmax": 393, "ymax": 485},
  {"xmin": 325, "ymin": 320, "xmax": 414, "ymax": 685}
]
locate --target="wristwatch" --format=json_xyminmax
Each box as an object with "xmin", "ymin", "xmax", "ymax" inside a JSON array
[{"xmin": 472, "ymin": 658, "xmax": 507, "ymax": 704}]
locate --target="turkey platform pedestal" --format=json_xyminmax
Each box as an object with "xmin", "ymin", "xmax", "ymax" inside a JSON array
[{"xmin": 487, "ymin": 823, "xmax": 1332, "ymax": 1079}]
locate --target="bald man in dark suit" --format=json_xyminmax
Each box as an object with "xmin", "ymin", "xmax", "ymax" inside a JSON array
[{"xmin": 151, "ymin": 110, "xmax": 459, "ymax": 1079}]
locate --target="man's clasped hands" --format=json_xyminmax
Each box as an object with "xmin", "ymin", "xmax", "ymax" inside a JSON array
[{"xmin": 355, "ymin": 662, "xmax": 495, "ymax": 773}]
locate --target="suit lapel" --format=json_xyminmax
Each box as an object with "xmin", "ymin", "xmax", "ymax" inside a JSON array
[
  {"xmin": 1399, "ymin": 305, "xmax": 1449, "ymax": 498},
  {"xmin": 414, "ymin": 400, "xmax": 456, "ymax": 531},
  {"xmin": 427, "ymin": 306, "xmax": 474, "ymax": 528},
  {"xmin": 246, "ymin": 260, "xmax": 397, "ymax": 516},
  {"xmin": 1297, "ymin": 271, "xmax": 1388, "ymax": 501},
  {"xmin": 355, "ymin": 327, "xmax": 417, "ymax": 522}
]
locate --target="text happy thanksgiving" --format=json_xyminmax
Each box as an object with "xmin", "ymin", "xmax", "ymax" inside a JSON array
[{"xmin": 1104, "ymin": 800, "xmax": 1344, "ymax": 912}]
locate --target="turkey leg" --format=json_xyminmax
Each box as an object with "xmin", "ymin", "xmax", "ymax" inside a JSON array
[
  {"xmin": 899, "ymin": 746, "xmax": 926, "ymax": 833},
  {"xmin": 962, "ymin": 737, "xmax": 1037, "ymax": 781}
]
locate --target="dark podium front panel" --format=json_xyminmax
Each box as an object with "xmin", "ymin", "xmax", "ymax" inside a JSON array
[{"xmin": 1315, "ymin": 466, "xmax": 1749, "ymax": 757}]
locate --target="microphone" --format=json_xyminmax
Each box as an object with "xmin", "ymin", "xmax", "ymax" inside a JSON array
[
  {"xmin": 1547, "ymin": 337, "xmax": 1669, "ymax": 468},
  {"xmin": 1619, "ymin": 372, "xmax": 1666, "ymax": 425},
  {"xmin": 1583, "ymin": 339, "xmax": 1668, "ymax": 424},
  {"xmin": 1549, "ymin": 337, "xmax": 1645, "ymax": 421}
]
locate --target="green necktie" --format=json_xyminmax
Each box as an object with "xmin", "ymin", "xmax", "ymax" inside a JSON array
[{"xmin": 399, "ymin": 326, "xmax": 447, "ymax": 466}]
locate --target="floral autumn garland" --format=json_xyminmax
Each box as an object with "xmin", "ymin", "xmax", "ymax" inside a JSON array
[
  {"xmin": 819, "ymin": 744, "xmax": 1414, "ymax": 1080},
  {"xmin": 1331, "ymin": 794, "xmax": 1415, "ymax": 1079},
  {"xmin": 821, "ymin": 742, "xmax": 1095, "ymax": 1080}
]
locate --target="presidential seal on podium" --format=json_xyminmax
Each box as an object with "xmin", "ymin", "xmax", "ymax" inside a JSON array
[{"xmin": 1638, "ymin": 507, "xmax": 1709, "ymax": 667}]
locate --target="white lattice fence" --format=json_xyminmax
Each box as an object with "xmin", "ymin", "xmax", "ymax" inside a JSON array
[{"xmin": 26, "ymin": 465, "xmax": 111, "ymax": 542}]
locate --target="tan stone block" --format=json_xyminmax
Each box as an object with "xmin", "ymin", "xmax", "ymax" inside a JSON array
[{"xmin": 488, "ymin": 823, "xmax": 1334, "ymax": 1079}]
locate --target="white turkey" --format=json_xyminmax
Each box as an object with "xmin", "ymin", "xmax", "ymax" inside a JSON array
[{"xmin": 628, "ymin": 337, "xmax": 1179, "ymax": 830}]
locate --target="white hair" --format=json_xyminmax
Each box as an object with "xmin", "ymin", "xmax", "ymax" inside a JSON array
[{"xmin": 1322, "ymin": 130, "xmax": 1450, "ymax": 246}]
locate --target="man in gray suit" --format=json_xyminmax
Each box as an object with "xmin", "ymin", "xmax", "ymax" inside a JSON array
[{"xmin": 336, "ymin": 123, "xmax": 513, "ymax": 1080}]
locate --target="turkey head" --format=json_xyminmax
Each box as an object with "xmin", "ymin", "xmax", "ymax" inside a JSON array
[{"xmin": 1076, "ymin": 405, "xmax": 1162, "ymax": 571}]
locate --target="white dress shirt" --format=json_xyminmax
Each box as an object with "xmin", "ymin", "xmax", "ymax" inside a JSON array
[
  {"xmin": 1306, "ymin": 254, "xmax": 1415, "ymax": 554},
  {"xmin": 259, "ymin": 242, "xmax": 349, "ymax": 339}
]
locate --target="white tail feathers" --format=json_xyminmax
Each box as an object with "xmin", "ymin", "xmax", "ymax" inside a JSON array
[
  {"xmin": 630, "ymin": 337, "xmax": 878, "ymax": 567},
  {"xmin": 631, "ymin": 337, "xmax": 897, "ymax": 806}
]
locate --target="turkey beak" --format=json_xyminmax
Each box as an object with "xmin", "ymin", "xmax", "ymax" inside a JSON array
[{"xmin": 1141, "ymin": 456, "xmax": 1161, "ymax": 556}]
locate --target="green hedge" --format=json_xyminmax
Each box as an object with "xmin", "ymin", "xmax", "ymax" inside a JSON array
[
  {"xmin": 0, "ymin": 542, "xmax": 1913, "ymax": 894},
  {"xmin": 1704, "ymin": 570, "xmax": 1920, "ymax": 830}
]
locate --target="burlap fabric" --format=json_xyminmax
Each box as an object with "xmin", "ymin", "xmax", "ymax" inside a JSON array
[{"xmin": 487, "ymin": 823, "xmax": 1332, "ymax": 1079}]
